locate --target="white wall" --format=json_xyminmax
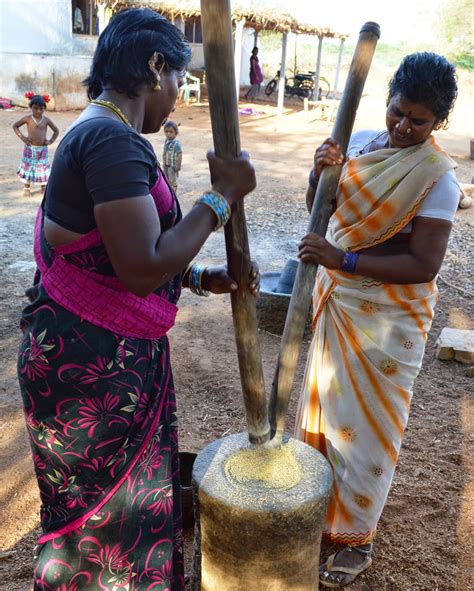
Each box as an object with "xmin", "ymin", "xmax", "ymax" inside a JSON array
[
  {"xmin": 0, "ymin": 0, "xmax": 97, "ymax": 56},
  {"xmin": 0, "ymin": 53, "xmax": 93, "ymax": 109},
  {"xmin": 0, "ymin": 0, "xmax": 97, "ymax": 108},
  {"xmin": 189, "ymin": 43, "xmax": 205, "ymax": 70}
]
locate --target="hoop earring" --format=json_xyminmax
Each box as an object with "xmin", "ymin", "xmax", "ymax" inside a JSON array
[{"xmin": 149, "ymin": 52, "xmax": 165, "ymax": 91}]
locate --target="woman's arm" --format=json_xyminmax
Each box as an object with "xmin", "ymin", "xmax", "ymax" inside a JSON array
[
  {"xmin": 96, "ymin": 196, "xmax": 216, "ymax": 296},
  {"xmin": 95, "ymin": 152, "xmax": 256, "ymax": 297},
  {"xmin": 356, "ymin": 217, "xmax": 452, "ymax": 283},
  {"xmin": 298, "ymin": 216, "xmax": 452, "ymax": 284}
]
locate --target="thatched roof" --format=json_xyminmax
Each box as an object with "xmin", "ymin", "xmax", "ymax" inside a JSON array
[{"xmin": 106, "ymin": 1, "xmax": 348, "ymax": 38}]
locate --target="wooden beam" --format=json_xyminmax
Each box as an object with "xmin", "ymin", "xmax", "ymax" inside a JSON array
[
  {"xmin": 313, "ymin": 35, "xmax": 323, "ymax": 100},
  {"xmin": 277, "ymin": 32, "xmax": 288, "ymax": 116},
  {"xmin": 200, "ymin": 0, "xmax": 270, "ymax": 445},
  {"xmin": 332, "ymin": 38, "xmax": 345, "ymax": 99},
  {"xmin": 234, "ymin": 18, "xmax": 246, "ymax": 102}
]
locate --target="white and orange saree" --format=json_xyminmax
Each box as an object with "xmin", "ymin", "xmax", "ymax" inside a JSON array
[{"xmin": 296, "ymin": 136, "xmax": 456, "ymax": 545}]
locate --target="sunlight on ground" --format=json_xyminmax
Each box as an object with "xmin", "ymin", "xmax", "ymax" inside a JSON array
[
  {"xmin": 457, "ymin": 392, "xmax": 474, "ymax": 555},
  {"xmin": 448, "ymin": 307, "xmax": 474, "ymax": 330}
]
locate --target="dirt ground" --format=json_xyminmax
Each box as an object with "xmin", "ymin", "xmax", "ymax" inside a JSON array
[{"xmin": 1, "ymin": 64, "xmax": 473, "ymax": 590}]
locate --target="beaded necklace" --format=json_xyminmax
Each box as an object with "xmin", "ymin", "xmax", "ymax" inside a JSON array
[{"xmin": 90, "ymin": 99, "xmax": 132, "ymax": 127}]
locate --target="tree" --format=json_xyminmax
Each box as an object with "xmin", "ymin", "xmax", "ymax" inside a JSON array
[{"xmin": 437, "ymin": 0, "xmax": 474, "ymax": 69}]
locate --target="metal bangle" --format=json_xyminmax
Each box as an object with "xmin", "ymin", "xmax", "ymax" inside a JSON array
[
  {"xmin": 341, "ymin": 252, "xmax": 359, "ymax": 274},
  {"xmin": 189, "ymin": 263, "xmax": 210, "ymax": 297},
  {"xmin": 195, "ymin": 190, "xmax": 231, "ymax": 230}
]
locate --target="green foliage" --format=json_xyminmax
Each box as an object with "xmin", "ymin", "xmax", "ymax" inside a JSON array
[
  {"xmin": 453, "ymin": 52, "xmax": 474, "ymax": 71},
  {"xmin": 436, "ymin": 0, "xmax": 474, "ymax": 70}
]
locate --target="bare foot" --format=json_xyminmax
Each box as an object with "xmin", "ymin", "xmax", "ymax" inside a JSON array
[{"xmin": 23, "ymin": 186, "xmax": 31, "ymax": 197}]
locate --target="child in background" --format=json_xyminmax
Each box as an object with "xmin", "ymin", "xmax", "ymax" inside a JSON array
[
  {"xmin": 13, "ymin": 93, "xmax": 59, "ymax": 195},
  {"xmin": 162, "ymin": 120, "xmax": 182, "ymax": 193}
]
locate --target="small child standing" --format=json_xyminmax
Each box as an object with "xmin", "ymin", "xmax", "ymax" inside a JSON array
[
  {"xmin": 13, "ymin": 93, "xmax": 59, "ymax": 195},
  {"xmin": 162, "ymin": 121, "xmax": 182, "ymax": 193}
]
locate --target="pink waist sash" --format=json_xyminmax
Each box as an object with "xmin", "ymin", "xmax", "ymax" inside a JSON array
[{"xmin": 33, "ymin": 209, "xmax": 178, "ymax": 340}]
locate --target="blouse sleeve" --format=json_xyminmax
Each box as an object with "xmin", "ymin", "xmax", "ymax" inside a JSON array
[
  {"xmin": 416, "ymin": 169, "xmax": 460, "ymax": 222},
  {"xmin": 83, "ymin": 131, "xmax": 157, "ymax": 204}
]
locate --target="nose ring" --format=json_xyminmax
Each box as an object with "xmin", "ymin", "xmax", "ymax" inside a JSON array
[
  {"xmin": 395, "ymin": 122, "xmax": 400, "ymax": 129},
  {"xmin": 406, "ymin": 127, "xmax": 412, "ymax": 134}
]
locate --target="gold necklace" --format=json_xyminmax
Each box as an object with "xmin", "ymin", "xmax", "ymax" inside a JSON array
[{"xmin": 90, "ymin": 99, "xmax": 132, "ymax": 127}]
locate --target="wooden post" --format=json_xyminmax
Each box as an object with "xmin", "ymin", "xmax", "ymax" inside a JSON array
[
  {"xmin": 313, "ymin": 35, "xmax": 323, "ymax": 100},
  {"xmin": 332, "ymin": 37, "xmax": 345, "ymax": 99},
  {"xmin": 294, "ymin": 32, "xmax": 298, "ymax": 75},
  {"xmin": 200, "ymin": 0, "xmax": 270, "ymax": 445},
  {"xmin": 277, "ymin": 32, "xmax": 288, "ymax": 116},
  {"xmin": 234, "ymin": 18, "xmax": 245, "ymax": 102},
  {"xmin": 269, "ymin": 22, "xmax": 381, "ymax": 443}
]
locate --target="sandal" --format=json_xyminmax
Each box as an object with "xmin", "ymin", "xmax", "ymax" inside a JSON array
[{"xmin": 320, "ymin": 545, "xmax": 373, "ymax": 588}]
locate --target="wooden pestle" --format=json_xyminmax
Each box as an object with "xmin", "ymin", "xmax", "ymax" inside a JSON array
[
  {"xmin": 200, "ymin": 0, "xmax": 270, "ymax": 444},
  {"xmin": 269, "ymin": 22, "xmax": 381, "ymax": 443}
]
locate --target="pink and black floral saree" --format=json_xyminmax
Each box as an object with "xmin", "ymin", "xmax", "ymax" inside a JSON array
[{"xmin": 18, "ymin": 172, "xmax": 185, "ymax": 590}]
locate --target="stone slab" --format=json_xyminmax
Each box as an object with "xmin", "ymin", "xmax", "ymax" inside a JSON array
[{"xmin": 436, "ymin": 328, "xmax": 474, "ymax": 364}]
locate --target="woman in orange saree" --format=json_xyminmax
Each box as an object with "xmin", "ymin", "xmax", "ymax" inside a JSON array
[{"xmin": 295, "ymin": 52, "xmax": 460, "ymax": 587}]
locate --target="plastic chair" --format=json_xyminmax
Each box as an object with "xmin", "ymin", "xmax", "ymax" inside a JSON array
[{"xmin": 180, "ymin": 72, "xmax": 201, "ymax": 104}]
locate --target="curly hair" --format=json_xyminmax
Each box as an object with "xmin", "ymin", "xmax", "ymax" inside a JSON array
[
  {"xmin": 388, "ymin": 52, "xmax": 458, "ymax": 128},
  {"xmin": 84, "ymin": 8, "xmax": 192, "ymax": 99}
]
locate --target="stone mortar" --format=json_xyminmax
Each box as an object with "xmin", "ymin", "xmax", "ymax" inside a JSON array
[{"xmin": 191, "ymin": 433, "xmax": 333, "ymax": 590}]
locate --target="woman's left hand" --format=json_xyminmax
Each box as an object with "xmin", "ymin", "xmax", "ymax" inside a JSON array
[
  {"xmin": 203, "ymin": 262, "xmax": 260, "ymax": 297},
  {"xmin": 298, "ymin": 233, "xmax": 344, "ymax": 270}
]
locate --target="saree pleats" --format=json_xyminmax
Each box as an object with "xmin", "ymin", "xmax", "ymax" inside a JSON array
[{"xmin": 296, "ymin": 269, "xmax": 437, "ymax": 544}]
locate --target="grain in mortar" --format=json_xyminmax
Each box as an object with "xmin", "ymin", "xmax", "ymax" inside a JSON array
[{"xmin": 224, "ymin": 440, "xmax": 302, "ymax": 491}]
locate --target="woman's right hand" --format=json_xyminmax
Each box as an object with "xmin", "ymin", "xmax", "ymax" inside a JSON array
[
  {"xmin": 207, "ymin": 150, "xmax": 256, "ymax": 205},
  {"xmin": 313, "ymin": 138, "xmax": 345, "ymax": 181}
]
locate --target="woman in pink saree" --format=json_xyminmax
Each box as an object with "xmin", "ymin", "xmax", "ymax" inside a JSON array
[{"xmin": 17, "ymin": 8, "xmax": 258, "ymax": 590}]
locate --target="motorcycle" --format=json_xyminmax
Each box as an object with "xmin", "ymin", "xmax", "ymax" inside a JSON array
[{"xmin": 265, "ymin": 70, "xmax": 331, "ymax": 101}]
